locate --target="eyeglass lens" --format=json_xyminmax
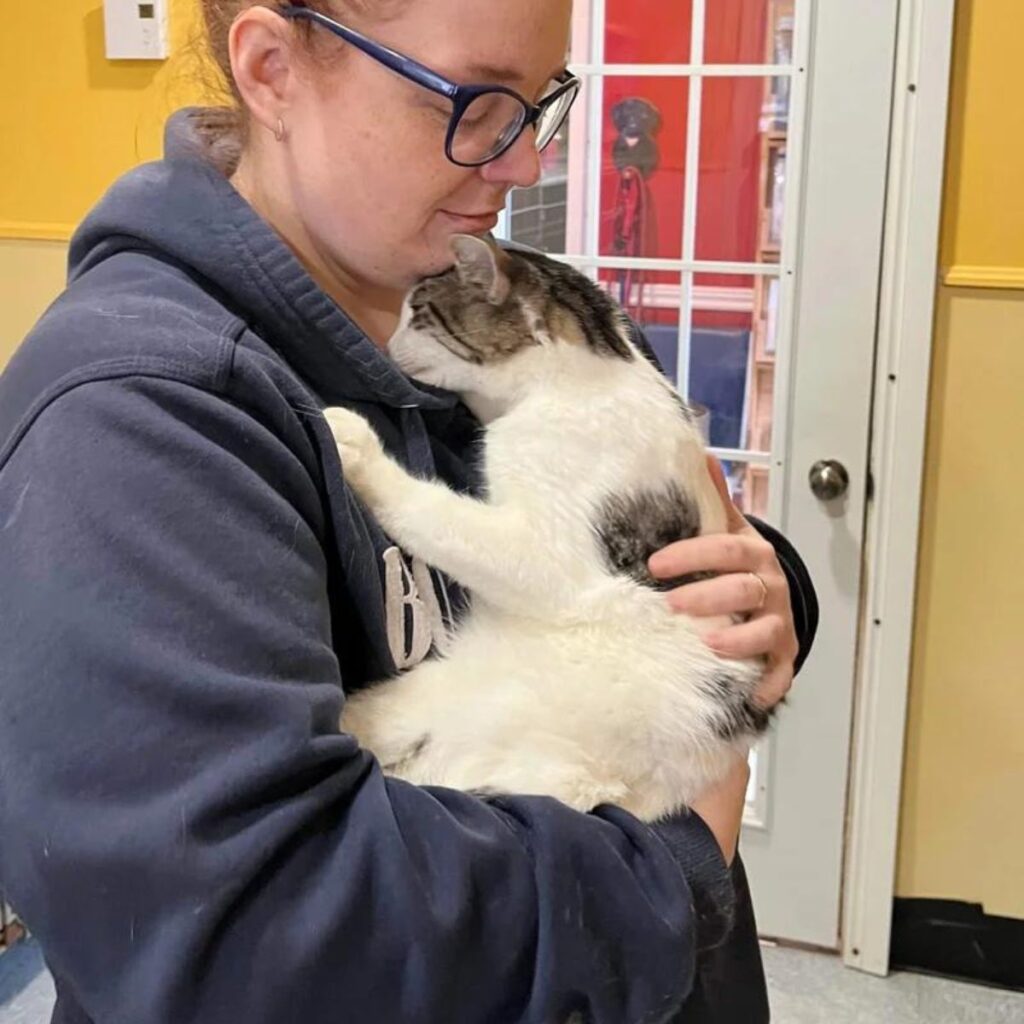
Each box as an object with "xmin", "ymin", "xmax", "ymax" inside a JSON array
[
  {"xmin": 450, "ymin": 92, "xmax": 529, "ymax": 165},
  {"xmin": 535, "ymin": 87, "xmax": 576, "ymax": 152},
  {"xmin": 450, "ymin": 81, "xmax": 577, "ymax": 166}
]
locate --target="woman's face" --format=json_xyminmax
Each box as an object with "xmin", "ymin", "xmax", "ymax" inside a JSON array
[{"xmin": 280, "ymin": 0, "xmax": 573, "ymax": 292}]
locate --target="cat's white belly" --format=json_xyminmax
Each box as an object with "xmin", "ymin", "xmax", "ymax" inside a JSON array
[{"xmin": 342, "ymin": 601, "xmax": 759, "ymax": 822}]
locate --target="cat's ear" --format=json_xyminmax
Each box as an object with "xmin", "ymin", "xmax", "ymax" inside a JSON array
[{"xmin": 451, "ymin": 234, "xmax": 511, "ymax": 305}]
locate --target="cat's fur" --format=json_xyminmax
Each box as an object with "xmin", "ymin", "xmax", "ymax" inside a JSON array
[{"xmin": 325, "ymin": 236, "xmax": 768, "ymax": 822}]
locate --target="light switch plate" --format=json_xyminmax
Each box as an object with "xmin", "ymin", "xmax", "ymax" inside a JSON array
[{"xmin": 104, "ymin": 0, "xmax": 169, "ymax": 60}]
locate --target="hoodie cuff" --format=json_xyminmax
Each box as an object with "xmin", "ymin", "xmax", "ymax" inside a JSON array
[
  {"xmin": 747, "ymin": 514, "xmax": 820, "ymax": 676},
  {"xmin": 651, "ymin": 811, "xmax": 736, "ymax": 951}
]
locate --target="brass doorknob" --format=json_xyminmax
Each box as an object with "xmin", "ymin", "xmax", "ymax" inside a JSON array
[{"xmin": 809, "ymin": 460, "xmax": 850, "ymax": 501}]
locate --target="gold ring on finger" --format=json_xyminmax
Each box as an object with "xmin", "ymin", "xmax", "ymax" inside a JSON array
[{"xmin": 748, "ymin": 572, "xmax": 769, "ymax": 610}]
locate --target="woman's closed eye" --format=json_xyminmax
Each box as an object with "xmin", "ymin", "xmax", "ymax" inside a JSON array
[{"xmin": 419, "ymin": 98, "xmax": 454, "ymax": 124}]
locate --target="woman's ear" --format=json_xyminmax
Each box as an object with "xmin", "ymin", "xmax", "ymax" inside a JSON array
[{"xmin": 228, "ymin": 6, "xmax": 300, "ymax": 140}]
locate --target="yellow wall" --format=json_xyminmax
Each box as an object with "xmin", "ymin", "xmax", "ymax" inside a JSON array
[
  {"xmin": 897, "ymin": 289, "xmax": 1024, "ymax": 918},
  {"xmin": 896, "ymin": 0, "xmax": 1024, "ymax": 919},
  {"xmin": 0, "ymin": 1, "xmax": 210, "ymax": 363},
  {"xmin": 0, "ymin": 242, "xmax": 70, "ymax": 367},
  {"xmin": 0, "ymin": 0, "xmax": 208, "ymax": 242},
  {"xmin": 940, "ymin": 0, "xmax": 1024, "ymax": 289}
]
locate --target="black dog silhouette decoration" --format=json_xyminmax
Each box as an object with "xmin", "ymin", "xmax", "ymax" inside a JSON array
[{"xmin": 611, "ymin": 97, "xmax": 663, "ymax": 180}]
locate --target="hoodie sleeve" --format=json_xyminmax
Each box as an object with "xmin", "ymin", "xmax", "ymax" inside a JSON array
[{"xmin": 0, "ymin": 375, "xmax": 731, "ymax": 1024}]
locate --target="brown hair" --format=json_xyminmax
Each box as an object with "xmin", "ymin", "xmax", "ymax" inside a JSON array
[
  {"xmin": 201, "ymin": 1, "xmax": 411, "ymax": 98},
  {"xmin": 198, "ymin": 1, "xmax": 409, "ymax": 144}
]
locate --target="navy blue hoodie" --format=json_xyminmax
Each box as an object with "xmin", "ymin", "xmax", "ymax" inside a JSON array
[{"xmin": 0, "ymin": 114, "xmax": 816, "ymax": 1024}]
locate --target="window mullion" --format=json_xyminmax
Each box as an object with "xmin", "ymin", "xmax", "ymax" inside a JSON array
[{"xmin": 677, "ymin": 0, "xmax": 707, "ymax": 398}]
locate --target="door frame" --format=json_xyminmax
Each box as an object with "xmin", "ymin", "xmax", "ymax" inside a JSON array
[
  {"xmin": 841, "ymin": 0, "xmax": 957, "ymax": 976},
  {"xmin": 745, "ymin": 0, "xmax": 902, "ymax": 948}
]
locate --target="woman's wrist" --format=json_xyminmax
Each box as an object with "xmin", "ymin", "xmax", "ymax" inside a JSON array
[{"xmin": 688, "ymin": 755, "xmax": 751, "ymax": 867}]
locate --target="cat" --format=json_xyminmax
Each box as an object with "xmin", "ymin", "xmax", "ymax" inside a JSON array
[{"xmin": 324, "ymin": 235, "xmax": 769, "ymax": 822}]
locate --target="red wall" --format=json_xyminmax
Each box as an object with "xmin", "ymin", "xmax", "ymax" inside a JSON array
[{"xmin": 599, "ymin": 0, "xmax": 769, "ymax": 328}]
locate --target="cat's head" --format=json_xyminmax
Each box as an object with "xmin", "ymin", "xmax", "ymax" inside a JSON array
[{"xmin": 388, "ymin": 235, "xmax": 638, "ymax": 421}]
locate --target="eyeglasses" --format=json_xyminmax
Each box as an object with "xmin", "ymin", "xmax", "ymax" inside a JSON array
[{"xmin": 279, "ymin": 3, "xmax": 580, "ymax": 167}]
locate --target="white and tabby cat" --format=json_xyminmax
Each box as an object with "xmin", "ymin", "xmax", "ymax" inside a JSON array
[{"xmin": 325, "ymin": 235, "xmax": 769, "ymax": 822}]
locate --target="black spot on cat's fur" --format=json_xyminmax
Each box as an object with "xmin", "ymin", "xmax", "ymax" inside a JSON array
[
  {"xmin": 703, "ymin": 674, "xmax": 773, "ymax": 740},
  {"xmin": 714, "ymin": 698, "xmax": 773, "ymax": 740},
  {"xmin": 382, "ymin": 734, "xmax": 432, "ymax": 774},
  {"xmin": 596, "ymin": 483, "xmax": 702, "ymax": 589},
  {"xmin": 665, "ymin": 383, "xmax": 697, "ymax": 424}
]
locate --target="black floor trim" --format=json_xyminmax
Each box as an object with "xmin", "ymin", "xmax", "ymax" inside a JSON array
[{"xmin": 891, "ymin": 897, "xmax": 1024, "ymax": 992}]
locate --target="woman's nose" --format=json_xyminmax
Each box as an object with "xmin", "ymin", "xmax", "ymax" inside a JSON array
[{"xmin": 479, "ymin": 128, "xmax": 543, "ymax": 189}]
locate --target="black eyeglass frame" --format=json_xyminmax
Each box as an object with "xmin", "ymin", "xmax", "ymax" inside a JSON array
[{"xmin": 279, "ymin": 2, "xmax": 581, "ymax": 167}]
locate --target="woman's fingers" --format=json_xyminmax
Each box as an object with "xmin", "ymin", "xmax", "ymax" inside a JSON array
[
  {"xmin": 648, "ymin": 531, "xmax": 777, "ymax": 581},
  {"xmin": 705, "ymin": 455, "xmax": 748, "ymax": 533},
  {"xmin": 754, "ymin": 660, "xmax": 795, "ymax": 709},
  {"xmin": 667, "ymin": 570, "xmax": 774, "ymax": 617},
  {"xmin": 705, "ymin": 614, "xmax": 792, "ymax": 662},
  {"xmin": 706, "ymin": 617, "xmax": 797, "ymax": 709},
  {"xmin": 653, "ymin": 455, "xmax": 800, "ymax": 712}
]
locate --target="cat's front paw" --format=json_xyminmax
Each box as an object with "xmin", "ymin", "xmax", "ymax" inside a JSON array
[{"xmin": 324, "ymin": 407, "xmax": 385, "ymax": 484}]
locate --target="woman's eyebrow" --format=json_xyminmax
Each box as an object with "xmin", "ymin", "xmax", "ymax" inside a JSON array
[{"xmin": 461, "ymin": 62, "xmax": 568, "ymax": 86}]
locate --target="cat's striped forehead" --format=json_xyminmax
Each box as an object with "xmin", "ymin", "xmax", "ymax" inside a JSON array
[{"xmin": 408, "ymin": 246, "xmax": 636, "ymax": 366}]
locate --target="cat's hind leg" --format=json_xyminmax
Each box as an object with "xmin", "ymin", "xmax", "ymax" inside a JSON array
[{"xmin": 340, "ymin": 668, "xmax": 443, "ymax": 776}]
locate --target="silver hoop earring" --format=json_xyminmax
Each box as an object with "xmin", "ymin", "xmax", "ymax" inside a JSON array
[{"xmin": 273, "ymin": 118, "xmax": 286, "ymax": 143}]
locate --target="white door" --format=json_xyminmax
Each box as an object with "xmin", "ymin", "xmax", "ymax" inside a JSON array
[{"xmin": 498, "ymin": 0, "xmax": 899, "ymax": 948}]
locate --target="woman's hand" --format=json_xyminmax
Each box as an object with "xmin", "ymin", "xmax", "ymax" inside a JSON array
[
  {"xmin": 689, "ymin": 754, "xmax": 750, "ymax": 866},
  {"xmin": 648, "ymin": 457, "xmax": 798, "ymax": 709}
]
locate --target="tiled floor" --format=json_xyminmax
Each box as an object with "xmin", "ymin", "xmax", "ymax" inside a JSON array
[
  {"xmin": 762, "ymin": 944, "xmax": 1024, "ymax": 1023},
  {"xmin": 2, "ymin": 937, "xmax": 1022, "ymax": 1022}
]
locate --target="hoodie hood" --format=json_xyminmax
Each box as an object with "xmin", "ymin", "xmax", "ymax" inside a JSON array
[{"xmin": 67, "ymin": 107, "xmax": 453, "ymax": 412}]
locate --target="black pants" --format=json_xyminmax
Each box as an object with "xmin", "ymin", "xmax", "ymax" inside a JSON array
[{"xmin": 672, "ymin": 856, "xmax": 770, "ymax": 1022}]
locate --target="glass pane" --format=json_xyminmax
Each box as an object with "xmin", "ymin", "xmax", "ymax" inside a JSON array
[
  {"xmin": 748, "ymin": 273, "xmax": 779, "ymax": 453},
  {"xmin": 687, "ymin": 273, "xmax": 753, "ymax": 452},
  {"xmin": 504, "ymin": 79, "xmax": 590, "ymax": 256},
  {"xmin": 597, "ymin": 265, "xmax": 770, "ymax": 516},
  {"xmin": 605, "ymin": 0, "xmax": 693, "ymax": 64},
  {"xmin": 728, "ymin": 465, "xmax": 770, "ymax": 518},
  {"xmin": 599, "ymin": 77, "xmax": 690, "ymax": 260},
  {"xmin": 696, "ymin": 77, "xmax": 790, "ymax": 263},
  {"xmin": 705, "ymin": 0, "xmax": 795, "ymax": 65},
  {"xmin": 599, "ymin": 268, "xmax": 777, "ymax": 460},
  {"xmin": 508, "ymin": 168, "xmax": 568, "ymax": 254},
  {"xmin": 599, "ymin": 268, "xmax": 683, "ymax": 376}
]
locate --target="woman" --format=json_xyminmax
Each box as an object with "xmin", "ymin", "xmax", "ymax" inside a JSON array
[{"xmin": 0, "ymin": 1, "xmax": 816, "ymax": 1021}]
